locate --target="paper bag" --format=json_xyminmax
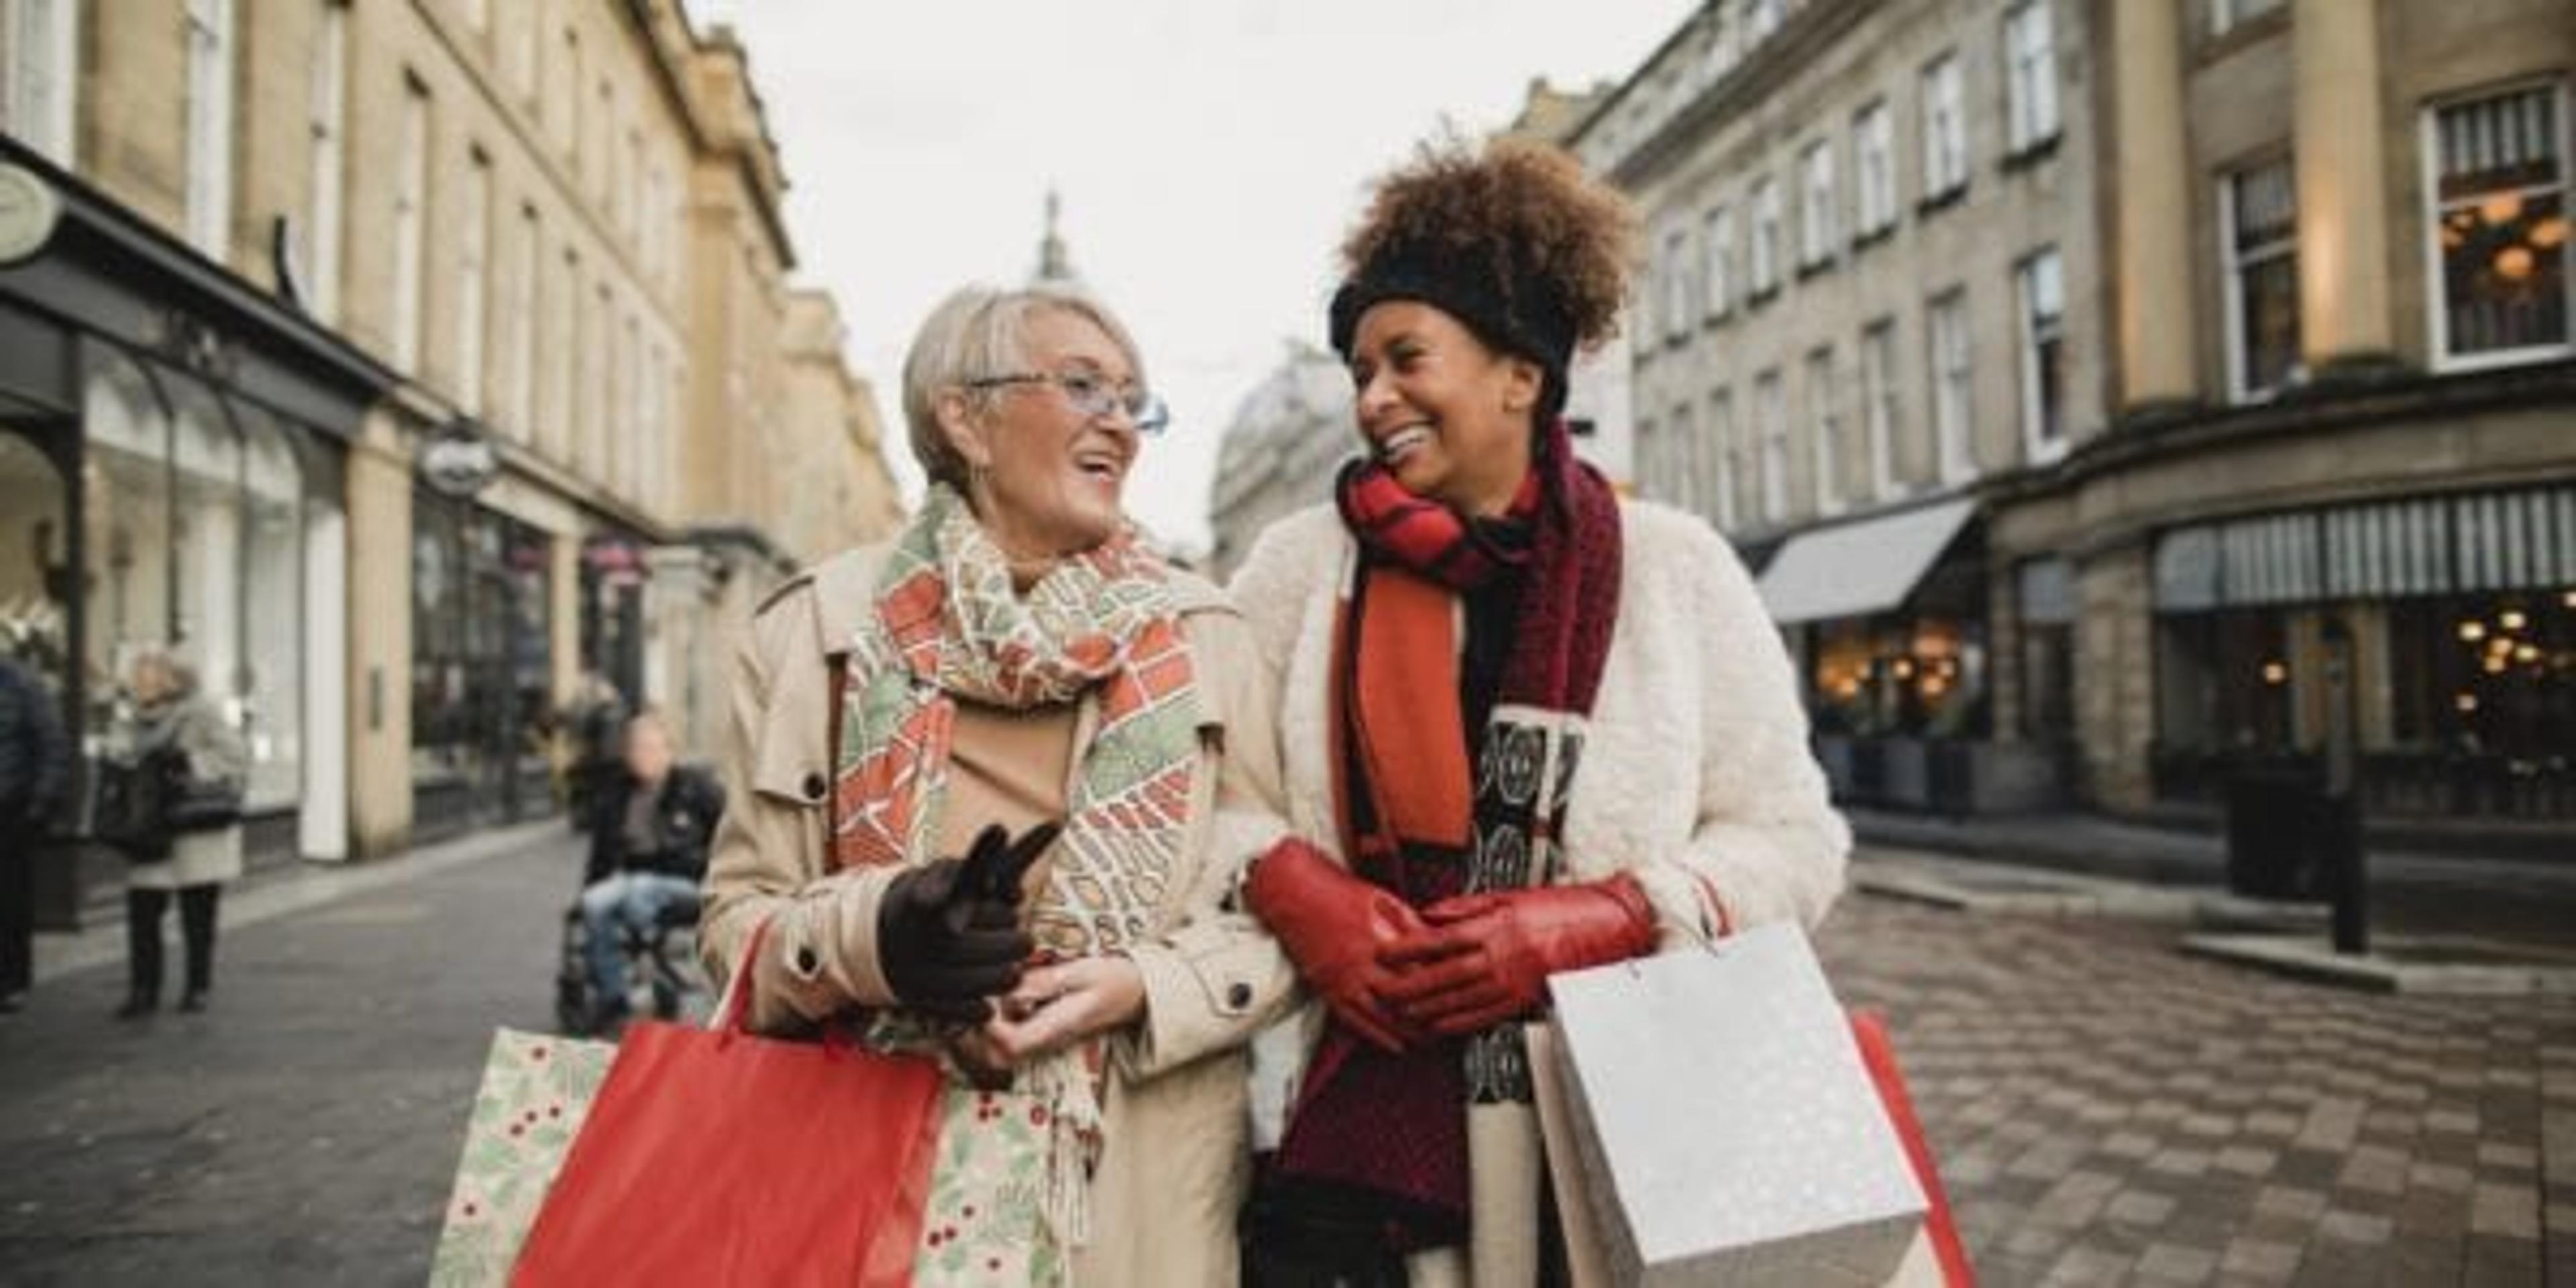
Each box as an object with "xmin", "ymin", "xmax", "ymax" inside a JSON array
[
  {"xmin": 427, "ymin": 1029, "xmax": 618, "ymax": 1288},
  {"xmin": 1545, "ymin": 922, "xmax": 1927, "ymax": 1286}
]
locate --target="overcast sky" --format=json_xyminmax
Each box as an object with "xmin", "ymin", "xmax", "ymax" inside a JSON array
[{"xmin": 688, "ymin": 0, "xmax": 1694, "ymax": 550}]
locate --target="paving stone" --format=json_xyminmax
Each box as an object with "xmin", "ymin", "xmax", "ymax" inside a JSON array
[
  {"xmin": 2134, "ymin": 1240, "xmax": 2220, "ymax": 1283},
  {"xmin": 2317, "ymin": 1208, "xmax": 2396, "ymax": 1246},
  {"xmin": 2337, "ymin": 1145, "xmax": 2410, "ymax": 1197},
  {"xmin": 2409, "ymin": 1160, "xmax": 2475, "ymax": 1194},
  {"xmin": 2252, "ymin": 1185, "xmax": 2329, "ymax": 1222},
  {"xmin": 2214, "ymin": 1144, "xmax": 2280, "ymax": 1177},
  {"xmin": 2471, "ymin": 1181, "xmax": 2542, "ymax": 1238},
  {"xmin": 2218, "ymin": 1236, "xmax": 2302, "ymax": 1279},
  {"xmin": 2476, "ymin": 1141, "xmax": 2540, "ymax": 1171},
  {"xmin": 2106, "ymin": 1189, "xmax": 2178, "ymax": 1228}
]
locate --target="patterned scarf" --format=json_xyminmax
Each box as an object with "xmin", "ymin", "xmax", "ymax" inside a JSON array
[
  {"xmin": 1273, "ymin": 418, "xmax": 1624, "ymax": 1248},
  {"xmin": 832, "ymin": 484, "xmax": 1205, "ymax": 1258},
  {"xmin": 831, "ymin": 484, "xmax": 1205, "ymax": 958}
]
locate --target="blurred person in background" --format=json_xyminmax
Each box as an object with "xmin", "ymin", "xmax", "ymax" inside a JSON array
[{"xmin": 114, "ymin": 647, "xmax": 247, "ymax": 1019}]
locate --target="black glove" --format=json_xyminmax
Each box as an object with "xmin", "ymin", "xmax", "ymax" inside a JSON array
[{"xmin": 875, "ymin": 820, "xmax": 1061, "ymax": 1022}]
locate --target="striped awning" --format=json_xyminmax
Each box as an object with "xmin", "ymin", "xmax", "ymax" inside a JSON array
[{"xmin": 2155, "ymin": 484, "xmax": 2576, "ymax": 612}]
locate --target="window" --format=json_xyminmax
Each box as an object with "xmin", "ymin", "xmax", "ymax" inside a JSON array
[
  {"xmin": 1855, "ymin": 100, "xmax": 1897, "ymax": 237},
  {"xmin": 1705, "ymin": 5, "xmax": 1740, "ymax": 80},
  {"xmin": 1709, "ymin": 389, "xmax": 1738, "ymax": 530},
  {"xmin": 1662, "ymin": 223, "xmax": 1696, "ymax": 344},
  {"xmin": 1743, "ymin": 0, "xmax": 1783, "ymax": 44},
  {"xmin": 1704, "ymin": 205, "xmax": 1735, "ymax": 321},
  {"xmin": 2223, "ymin": 157, "xmax": 2302, "ymax": 400},
  {"xmin": 1799, "ymin": 140, "xmax": 1838, "ymax": 268},
  {"xmin": 2017, "ymin": 249, "xmax": 2066, "ymax": 460},
  {"xmin": 2211, "ymin": 0, "xmax": 2284, "ymax": 36},
  {"xmin": 509, "ymin": 205, "xmax": 539, "ymax": 436},
  {"xmin": 3, "ymin": 0, "xmax": 80, "ymax": 163},
  {"xmin": 456, "ymin": 152, "xmax": 490, "ymax": 415},
  {"xmin": 1922, "ymin": 52, "xmax": 1969, "ymax": 201},
  {"xmin": 548, "ymin": 248, "xmax": 578, "ymax": 460},
  {"xmin": 184, "ymin": 0, "xmax": 236, "ymax": 256},
  {"xmin": 1861, "ymin": 319, "xmax": 1900, "ymax": 500},
  {"xmin": 2425, "ymin": 82, "xmax": 2571, "ymax": 367},
  {"xmin": 305, "ymin": 1, "xmax": 347, "ymax": 323},
  {"xmin": 1929, "ymin": 290, "xmax": 1974, "ymax": 484},
  {"xmin": 1756, "ymin": 370, "xmax": 1789, "ymax": 523},
  {"xmin": 1751, "ymin": 177, "xmax": 1782, "ymax": 296},
  {"xmin": 588, "ymin": 282, "xmax": 612, "ymax": 476},
  {"xmin": 557, "ymin": 29, "xmax": 580, "ymax": 155},
  {"xmin": 2004, "ymin": 1, "xmax": 2059, "ymax": 155},
  {"xmin": 1807, "ymin": 347, "xmax": 1843, "ymax": 515},
  {"xmin": 1668, "ymin": 402, "xmax": 1701, "ymax": 514},
  {"xmin": 392, "ymin": 79, "xmax": 429, "ymax": 372}
]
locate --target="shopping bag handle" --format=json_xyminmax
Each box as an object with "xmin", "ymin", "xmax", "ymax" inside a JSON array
[{"xmin": 710, "ymin": 916, "xmax": 775, "ymax": 1043}]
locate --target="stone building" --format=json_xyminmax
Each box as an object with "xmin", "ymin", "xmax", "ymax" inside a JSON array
[
  {"xmin": 1205, "ymin": 342, "xmax": 1353, "ymax": 582},
  {"xmin": 1570, "ymin": 0, "xmax": 2104, "ymax": 813},
  {"xmin": 0, "ymin": 1, "xmax": 900, "ymax": 920},
  {"xmin": 1567, "ymin": 0, "xmax": 2575, "ymax": 831}
]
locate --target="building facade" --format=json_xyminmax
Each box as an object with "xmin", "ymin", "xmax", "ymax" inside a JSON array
[
  {"xmin": 1572, "ymin": 0, "xmax": 2105, "ymax": 813},
  {"xmin": 0, "ymin": 1, "xmax": 900, "ymax": 922},
  {"xmin": 1569, "ymin": 0, "xmax": 2576, "ymax": 828},
  {"xmin": 1205, "ymin": 341, "xmax": 1352, "ymax": 582}
]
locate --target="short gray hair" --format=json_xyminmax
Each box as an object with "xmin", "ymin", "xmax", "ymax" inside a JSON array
[{"xmin": 900, "ymin": 283, "xmax": 1148, "ymax": 490}]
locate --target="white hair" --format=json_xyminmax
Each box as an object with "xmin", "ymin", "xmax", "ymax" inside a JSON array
[{"xmin": 899, "ymin": 282, "xmax": 1147, "ymax": 490}]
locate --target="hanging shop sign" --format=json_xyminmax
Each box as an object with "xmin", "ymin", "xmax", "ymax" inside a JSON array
[
  {"xmin": 0, "ymin": 163, "xmax": 65, "ymax": 268},
  {"xmin": 420, "ymin": 417, "xmax": 500, "ymax": 498}
]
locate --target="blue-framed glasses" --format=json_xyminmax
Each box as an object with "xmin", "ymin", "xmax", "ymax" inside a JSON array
[{"xmin": 963, "ymin": 370, "xmax": 1170, "ymax": 435}]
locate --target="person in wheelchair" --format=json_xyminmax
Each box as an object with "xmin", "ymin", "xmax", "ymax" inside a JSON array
[{"xmin": 574, "ymin": 709, "xmax": 722, "ymax": 1031}]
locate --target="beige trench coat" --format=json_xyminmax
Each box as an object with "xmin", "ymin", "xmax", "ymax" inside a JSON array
[{"xmin": 700, "ymin": 543, "xmax": 1301, "ymax": 1286}]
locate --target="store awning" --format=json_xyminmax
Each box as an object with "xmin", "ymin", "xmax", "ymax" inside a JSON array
[{"xmin": 1755, "ymin": 497, "xmax": 1978, "ymax": 625}]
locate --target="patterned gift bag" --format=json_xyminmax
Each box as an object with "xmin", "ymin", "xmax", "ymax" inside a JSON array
[
  {"xmin": 427, "ymin": 1028, "xmax": 618, "ymax": 1287},
  {"xmin": 910, "ymin": 1084, "xmax": 1060, "ymax": 1285}
]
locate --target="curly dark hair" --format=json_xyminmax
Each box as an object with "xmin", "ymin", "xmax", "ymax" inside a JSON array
[{"xmin": 1338, "ymin": 136, "xmax": 1637, "ymax": 359}]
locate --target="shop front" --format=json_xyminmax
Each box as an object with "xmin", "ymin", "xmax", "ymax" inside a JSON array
[
  {"xmin": 2150, "ymin": 484, "xmax": 2576, "ymax": 822},
  {"xmin": 0, "ymin": 142, "xmax": 385, "ymax": 923},
  {"xmin": 409, "ymin": 488, "xmax": 557, "ymax": 840},
  {"xmin": 1758, "ymin": 497, "xmax": 2061, "ymax": 814}
]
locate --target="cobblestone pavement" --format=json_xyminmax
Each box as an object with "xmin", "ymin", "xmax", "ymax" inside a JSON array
[
  {"xmin": 1817, "ymin": 887, "xmax": 2576, "ymax": 1287},
  {"xmin": 0, "ymin": 826, "xmax": 2568, "ymax": 1285}
]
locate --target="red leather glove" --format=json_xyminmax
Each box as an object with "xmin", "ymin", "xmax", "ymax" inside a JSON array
[
  {"xmin": 1243, "ymin": 839, "xmax": 1430, "ymax": 1053},
  {"xmin": 1381, "ymin": 873, "xmax": 1659, "ymax": 1036}
]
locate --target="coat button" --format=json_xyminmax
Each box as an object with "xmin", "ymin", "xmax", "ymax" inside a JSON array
[
  {"xmin": 802, "ymin": 773, "xmax": 828, "ymax": 801},
  {"xmin": 1225, "ymin": 982, "xmax": 1253, "ymax": 1011}
]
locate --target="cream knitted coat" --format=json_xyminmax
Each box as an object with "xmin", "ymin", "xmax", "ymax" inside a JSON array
[{"xmin": 1228, "ymin": 498, "xmax": 1852, "ymax": 1285}]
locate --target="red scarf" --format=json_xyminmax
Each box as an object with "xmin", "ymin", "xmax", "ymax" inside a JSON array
[{"xmin": 1274, "ymin": 419, "xmax": 1624, "ymax": 1247}]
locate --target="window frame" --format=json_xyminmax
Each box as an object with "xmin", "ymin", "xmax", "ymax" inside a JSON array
[
  {"xmin": 1704, "ymin": 204, "xmax": 1737, "ymax": 321},
  {"xmin": 1756, "ymin": 369, "xmax": 1790, "ymax": 523},
  {"xmin": 1861, "ymin": 318, "xmax": 1902, "ymax": 502},
  {"xmin": 1929, "ymin": 289, "xmax": 1975, "ymax": 485},
  {"xmin": 2003, "ymin": 1, "xmax": 2060, "ymax": 157},
  {"xmin": 1921, "ymin": 52, "xmax": 1970, "ymax": 204},
  {"xmin": 3, "ymin": 0, "xmax": 82, "ymax": 164},
  {"xmin": 2017, "ymin": 247, "xmax": 2068, "ymax": 464},
  {"xmin": 1854, "ymin": 99, "xmax": 1898, "ymax": 239},
  {"xmin": 2220, "ymin": 154, "xmax": 2303, "ymax": 402},
  {"xmin": 2420, "ymin": 77, "xmax": 2574, "ymax": 372},
  {"xmin": 1807, "ymin": 345, "xmax": 1844, "ymax": 517},
  {"xmin": 1750, "ymin": 176, "xmax": 1784, "ymax": 298},
  {"xmin": 1799, "ymin": 138, "xmax": 1839, "ymax": 270}
]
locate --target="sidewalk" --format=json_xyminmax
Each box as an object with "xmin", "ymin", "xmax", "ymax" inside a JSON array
[
  {"xmin": 1843, "ymin": 806, "xmax": 2576, "ymax": 949},
  {"xmin": 30, "ymin": 818, "xmax": 571, "ymax": 985}
]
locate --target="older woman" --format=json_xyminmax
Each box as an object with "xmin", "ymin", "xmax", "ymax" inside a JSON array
[
  {"xmin": 115, "ymin": 647, "xmax": 248, "ymax": 1018},
  {"xmin": 1228, "ymin": 140, "xmax": 1852, "ymax": 1284},
  {"xmin": 700, "ymin": 282, "xmax": 1296, "ymax": 1284}
]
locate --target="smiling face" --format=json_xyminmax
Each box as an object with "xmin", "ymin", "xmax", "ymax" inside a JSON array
[
  {"xmin": 940, "ymin": 308, "xmax": 1142, "ymax": 559},
  {"xmin": 1347, "ymin": 301, "xmax": 1542, "ymax": 517}
]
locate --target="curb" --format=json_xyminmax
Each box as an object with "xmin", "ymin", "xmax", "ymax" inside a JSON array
[{"xmin": 30, "ymin": 819, "xmax": 576, "ymax": 983}]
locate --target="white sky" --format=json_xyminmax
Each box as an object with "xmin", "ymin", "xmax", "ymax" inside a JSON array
[{"xmin": 690, "ymin": 1, "xmax": 1695, "ymax": 551}]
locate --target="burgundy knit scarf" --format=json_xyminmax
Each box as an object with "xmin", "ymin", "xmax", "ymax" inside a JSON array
[{"xmin": 1271, "ymin": 418, "xmax": 1623, "ymax": 1250}]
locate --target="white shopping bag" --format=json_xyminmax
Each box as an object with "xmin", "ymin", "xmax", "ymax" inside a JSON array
[{"xmin": 1544, "ymin": 922, "xmax": 1929, "ymax": 1287}]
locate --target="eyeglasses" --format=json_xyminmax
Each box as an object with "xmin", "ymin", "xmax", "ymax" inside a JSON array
[{"xmin": 963, "ymin": 370, "xmax": 1170, "ymax": 435}]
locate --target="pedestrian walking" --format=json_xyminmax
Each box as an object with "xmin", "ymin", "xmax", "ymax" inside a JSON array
[
  {"xmin": 571, "ymin": 708, "xmax": 721, "ymax": 1032},
  {"xmin": 112, "ymin": 647, "xmax": 247, "ymax": 1018},
  {"xmin": 0, "ymin": 650, "xmax": 70, "ymax": 1012},
  {"xmin": 1226, "ymin": 137, "xmax": 1851, "ymax": 1284},
  {"xmin": 700, "ymin": 281, "xmax": 1299, "ymax": 1283},
  {"xmin": 560, "ymin": 671, "xmax": 626, "ymax": 832}
]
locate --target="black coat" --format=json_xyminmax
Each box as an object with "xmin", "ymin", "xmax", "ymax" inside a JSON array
[
  {"xmin": 584, "ymin": 764, "xmax": 724, "ymax": 885},
  {"xmin": 0, "ymin": 659, "xmax": 68, "ymax": 826}
]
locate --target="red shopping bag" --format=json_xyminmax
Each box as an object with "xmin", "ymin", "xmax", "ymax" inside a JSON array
[
  {"xmin": 1850, "ymin": 1011, "xmax": 1976, "ymax": 1288},
  {"xmin": 513, "ymin": 926, "xmax": 945, "ymax": 1288}
]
